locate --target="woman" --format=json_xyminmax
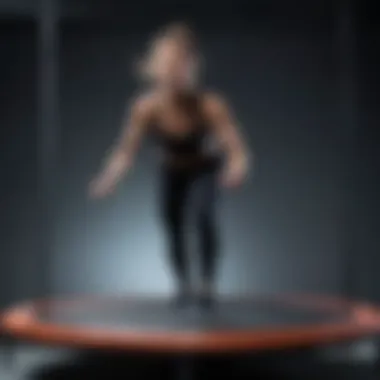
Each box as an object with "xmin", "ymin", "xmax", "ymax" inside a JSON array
[{"xmin": 90, "ymin": 23, "xmax": 250, "ymax": 308}]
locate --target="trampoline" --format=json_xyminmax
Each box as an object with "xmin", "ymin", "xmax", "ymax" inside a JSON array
[
  {"xmin": 2, "ymin": 294, "xmax": 380, "ymax": 378},
  {"xmin": 2, "ymin": 294, "xmax": 380, "ymax": 352}
]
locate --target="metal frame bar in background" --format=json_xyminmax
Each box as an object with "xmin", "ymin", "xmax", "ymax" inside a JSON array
[
  {"xmin": 1, "ymin": 3, "xmax": 60, "ymax": 371},
  {"xmin": 37, "ymin": 0, "xmax": 60, "ymax": 298},
  {"xmin": 335, "ymin": 0, "xmax": 360, "ymax": 298}
]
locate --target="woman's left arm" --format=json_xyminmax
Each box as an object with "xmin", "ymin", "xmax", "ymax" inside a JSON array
[{"xmin": 204, "ymin": 93, "xmax": 251, "ymax": 186}]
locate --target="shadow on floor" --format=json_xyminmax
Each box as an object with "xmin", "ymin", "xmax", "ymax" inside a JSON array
[{"xmin": 28, "ymin": 350, "xmax": 376, "ymax": 380}]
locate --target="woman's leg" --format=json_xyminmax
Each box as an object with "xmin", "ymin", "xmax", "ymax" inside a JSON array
[
  {"xmin": 160, "ymin": 167, "xmax": 192, "ymax": 301},
  {"xmin": 195, "ymin": 166, "xmax": 220, "ymax": 306}
]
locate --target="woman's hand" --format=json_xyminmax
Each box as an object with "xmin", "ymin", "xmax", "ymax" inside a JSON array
[
  {"xmin": 89, "ymin": 152, "xmax": 130, "ymax": 199},
  {"xmin": 221, "ymin": 155, "xmax": 249, "ymax": 188},
  {"xmin": 89, "ymin": 172, "xmax": 118, "ymax": 199}
]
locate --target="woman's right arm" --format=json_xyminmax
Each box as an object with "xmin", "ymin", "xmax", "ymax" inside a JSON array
[{"xmin": 90, "ymin": 95, "xmax": 152, "ymax": 198}]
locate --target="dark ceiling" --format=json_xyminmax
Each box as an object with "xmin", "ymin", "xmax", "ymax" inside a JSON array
[{"xmin": 0, "ymin": 0, "xmax": 376, "ymax": 33}]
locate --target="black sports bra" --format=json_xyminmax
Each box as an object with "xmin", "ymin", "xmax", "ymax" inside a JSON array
[
  {"xmin": 152, "ymin": 126, "xmax": 208, "ymax": 157},
  {"xmin": 150, "ymin": 92, "xmax": 211, "ymax": 158}
]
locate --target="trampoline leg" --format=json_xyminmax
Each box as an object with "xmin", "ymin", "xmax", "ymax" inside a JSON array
[
  {"xmin": 0, "ymin": 335, "xmax": 15, "ymax": 374},
  {"xmin": 175, "ymin": 355, "xmax": 195, "ymax": 380},
  {"xmin": 371, "ymin": 339, "xmax": 380, "ymax": 378}
]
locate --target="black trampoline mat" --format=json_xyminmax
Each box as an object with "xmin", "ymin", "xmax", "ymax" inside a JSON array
[{"xmin": 36, "ymin": 299, "xmax": 348, "ymax": 332}]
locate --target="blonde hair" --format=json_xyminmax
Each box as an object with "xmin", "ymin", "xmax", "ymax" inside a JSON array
[{"xmin": 138, "ymin": 22, "xmax": 199, "ymax": 81}]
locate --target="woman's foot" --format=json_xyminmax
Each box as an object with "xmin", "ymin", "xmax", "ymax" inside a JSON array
[
  {"xmin": 198, "ymin": 283, "xmax": 216, "ymax": 310},
  {"xmin": 199, "ymin": 293, "xmax": 214, "ymax": 309},
  {"xmin": 171, "ymin": 286, "xmax": 193, "ymax": 309}
]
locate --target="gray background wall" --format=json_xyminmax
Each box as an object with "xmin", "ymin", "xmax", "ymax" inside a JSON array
[{"xmin": 0, "ymin": 0, "xmax": 378, "ymax": 307}]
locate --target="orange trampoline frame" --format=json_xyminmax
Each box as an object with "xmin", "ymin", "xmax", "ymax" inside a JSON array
[{"xmin": 2, "ymin": 294, "xmax": 380, "ymax": 353}]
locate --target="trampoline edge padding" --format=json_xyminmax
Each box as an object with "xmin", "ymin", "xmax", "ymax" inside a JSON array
[{"xmin": 2, "ymin": 294, "xmax": 380, "ymax": 353}]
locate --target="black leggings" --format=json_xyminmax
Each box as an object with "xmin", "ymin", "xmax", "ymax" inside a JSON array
[{"xmin": 159, "ymin": 161, "xmax": 220, "ymax": 289}]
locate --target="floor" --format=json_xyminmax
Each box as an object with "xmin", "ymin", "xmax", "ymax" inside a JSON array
[{"xmin": 0, "ymin": 342, "xmax": 379, "ymax": 380}]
